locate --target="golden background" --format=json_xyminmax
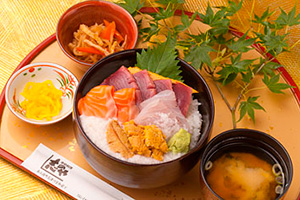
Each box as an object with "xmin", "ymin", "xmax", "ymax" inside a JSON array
[{"xmin": 0, "ymin": 0, "xmax": 299, "ymax": 199}]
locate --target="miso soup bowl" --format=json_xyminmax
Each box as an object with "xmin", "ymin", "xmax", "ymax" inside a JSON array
[
  {"xmin": 73, "ymin": 49, "xmax": 215, "ymax": 188},
  {"xmin": 200, "ymin": 129, "xmax": 293, "ymax": 200}
]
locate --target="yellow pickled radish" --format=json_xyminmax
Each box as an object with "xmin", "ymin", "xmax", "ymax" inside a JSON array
[{"xmin": 20, "ymin": 80, "xmax": 63, "ymax": 121}]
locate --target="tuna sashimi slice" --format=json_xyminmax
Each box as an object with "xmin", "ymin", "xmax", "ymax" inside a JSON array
[
  {"xmin": 78, "ymin": 85, "xmax": 117, "ymax": 119},
  {"xmin": 154, "ymin": 79, "xmax": 173, "ymax": 93},
  {"xmin": 113, "ymin": 88, "xmax": 139, "ymax": 122},
  {"xmin": 101, "ymin": 66, "xmax": 142, "ymax": 104},
  {"xmin": 173, "ymin": 82, "xmax": 193, "ymax": 117},
  {"xmin": 134, "ymin": 90, "xmax": 190, "ymax": 140},
  {"xmin": 133, "ymin": 70, "xmax": 157, "ymax": 101}
]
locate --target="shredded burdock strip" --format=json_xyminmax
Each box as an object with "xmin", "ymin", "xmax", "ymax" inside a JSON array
[{"xmin": 80, "ymin": 24, "xmax": 104, "ymax": 46}]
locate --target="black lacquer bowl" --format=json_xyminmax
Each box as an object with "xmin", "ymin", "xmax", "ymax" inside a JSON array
[
  {"xmin": 200, "ymin": 129, "xmax": 293, "ymax": 199},
  {"xmin": 73, "ymin": 49, "xmax": 215, "ymax": 188}
]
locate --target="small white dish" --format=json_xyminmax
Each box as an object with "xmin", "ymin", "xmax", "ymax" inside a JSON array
[{"xmin": 5, "ymin": 62, "xmax": 78, "ymax": 125}]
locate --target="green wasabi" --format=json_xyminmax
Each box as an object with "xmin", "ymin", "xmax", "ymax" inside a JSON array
[{"xmin": 168, "ymin": 128, "xmax": 191, "ymax": 154}]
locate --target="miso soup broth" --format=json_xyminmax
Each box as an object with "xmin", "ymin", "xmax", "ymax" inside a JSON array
[{"xmin": 205, "ymin": 152, "xmax": 283, "ymax": 200}]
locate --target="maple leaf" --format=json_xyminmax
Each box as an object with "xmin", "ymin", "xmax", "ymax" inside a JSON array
[
  {"xmin": 199, "ymin": 1, "xmax": 242, "ymax": 35},
  {"xmin": 227, "ymin": 32, "xmax": 255, "ymax": 53},
  {"xmin": 217, "ymin": 66, "xmax": 238, "ymax": 85},
  {"xmin": 150, "ymin": 7, "xmax": 175, "ymax": 20},
  {"xmin": 174, "ymin": 11, "xmax": 198, "ymax": 32},
  {"xmin": 253, "ymin": 58, "xmax": 281, "ymax": 76},
  {"xmin": 253, "ymin": 7, "xmax": 275, "ymax": 26},
  {"xmin": 156, "ymin": 0, "xmax": 185, "ymax": 5},
  {"xmin": 229, "ymin": 54, "xmax": 255, "ymax": 71},
  {"xmin": 118, "ymin": 0, "xmax": 143, "ymax": 16},
  {"xmin": 275, "ymin": 6, "xmax": 300, "ymax": 27},
  {"xmin": 241, "ymin": 68, "xmax": 253, "ymax": 83},
  {"xmin": 238, "ymin": 96, "xmax": 265, "ymax": 124},
  {"xmin": 184, "ymin": 43, "xmax": 215, "ymax": 70},
  {"xmin": 262, "ymin": 73, "xmax": 293, "ymax": 94}
]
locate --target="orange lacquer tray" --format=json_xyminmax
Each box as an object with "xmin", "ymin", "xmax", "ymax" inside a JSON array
[{"xmin": 1, "ymin": 13, "xmax": 300, "ymax": 199}]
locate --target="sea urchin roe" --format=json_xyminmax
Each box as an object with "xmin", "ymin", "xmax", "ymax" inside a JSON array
[
  {"xmin": 106, "ymin": 120, "xmax": 168, "ymax": 161},
  {"xmin": 20, "ymin": 80, "xmax": 63, "ymax": 121},
  {"xmin": 124, "ymin": 120, "xmax": 168, "ymax": 161}
]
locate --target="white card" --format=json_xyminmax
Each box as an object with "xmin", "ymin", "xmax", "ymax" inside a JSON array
[{"xmin": 21, "ymin": 143, "xmax": 134, "ymax": 200}]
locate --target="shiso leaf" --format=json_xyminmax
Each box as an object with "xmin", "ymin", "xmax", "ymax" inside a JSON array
[{"xmin": 136, "ymin": 34, "xmax": 183, "ymax": 81}]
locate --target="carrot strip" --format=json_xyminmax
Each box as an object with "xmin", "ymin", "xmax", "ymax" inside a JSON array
[
  {"xmin": 100, "ymin": 21, "xmax": 116, "ymax": 41},
  {"xmin": 103, "ymin": 19, "xmax": 110, "ymax": 27},
  {"xmin": 102, "ymin": 20, "xmax": 124, "ymax": 43},
  {"xmin": 76, "ymin": 47, "xmax": 105, "ymax": 55}
]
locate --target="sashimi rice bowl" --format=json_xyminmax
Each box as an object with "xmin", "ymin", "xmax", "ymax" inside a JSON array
[{"xmin": 73, "ymin": 49, "xmax": 214, "ymax": 188}]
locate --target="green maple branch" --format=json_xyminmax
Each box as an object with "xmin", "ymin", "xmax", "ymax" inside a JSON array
[{"xmin": 118, "ymin": 0, "xmax": 299, "ymax": 128}]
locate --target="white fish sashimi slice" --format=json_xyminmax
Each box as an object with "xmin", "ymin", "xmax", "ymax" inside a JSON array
[
  {"xmin": 134, "ymin": 90, "xmax": 190, "ymax": 140},
  {"xmin": 139, "ymin": 90, "xmax": 177, "ymax": 109}
]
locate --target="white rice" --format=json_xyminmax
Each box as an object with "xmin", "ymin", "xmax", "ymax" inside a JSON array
[
  {"xmin": 80, "ymin": 99, "xmax": 202, "ymax": 164},
  {"xmin": 186, "ymin": 99, "xmax": 202, "ymax": 148}
]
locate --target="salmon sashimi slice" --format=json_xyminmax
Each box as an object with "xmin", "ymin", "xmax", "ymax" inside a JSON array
[
  {"xmin": 113, "ymin": 88, "xmax": 139, "ymax": 122},
  {"xmin": 78, "ymin": 85, "xmax": 117, "ymax": 119}
]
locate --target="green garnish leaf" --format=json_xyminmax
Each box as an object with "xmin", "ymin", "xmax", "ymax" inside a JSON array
[
  {"xmin": 217, "ymin": 54, "xmax": 255, "ymax": 85},
  {"xmin": 257, "ymin": 32, "xmax": 288, "ymax": 55},
  {"xmin": 118, "ymin": 0, "xmax": 143, "ymax": 16},
  {"xmin": 253, "ymin": 58, "xmax": 281, "ymax": 76},
  {"xmin": 223, "ymin": 0, "xmax": 243, "ymax": 17},
  {"xmin": 185, "ymin": 42, "xmax": 215, "ymax": 70},
  {"xmin": 156, "ymin": 0, "xmax": 185, "ymax": 5},
  {"xmin": 241, "ymin": 67, "xmax": 253, "ymax": 83},
  {"xmin": 136, "ymin": 35, "xmax": 183, "ymax": 81},
  {"xmin": 227, "ymin": 31, "xmax": 255, "ymax": 53},
  {"xmin": 151, "ymin": 7, "xmax": 175, "ymax": 20},
  {"xmin": 217, "ymin": 65, "xmax": 238, "ymax": 85},
  {"xmin": 238, "ymin": 96, "xmax": 265, "ymax": 123},
  {"xmin": 199, "ymin": 1, "xmax": 242, "ymax": 35},
  {"xmin": 139, "ymin": 21, "xmax": 161, "ymax": 42},
  {"xmin": 275, "ymin": 6, "xmax": 300, "ymax": 27},
  {"xmin": 262, "ymin": 73, "xmax": 293, "ymax": 94},
  {"xmin": 174, "ymin": 11, "xmax": 198, "ymax": 32},
  {"xmin": 229, "ymin": 53, "xmax": 255, "ymax": 71},
  {"xmin": 253, "ymin": 8, "xmax": 275, "ymax": 26},
  {"xmin": 215, "ymin": 0, "xmax": 243, "ymax": 17}
]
